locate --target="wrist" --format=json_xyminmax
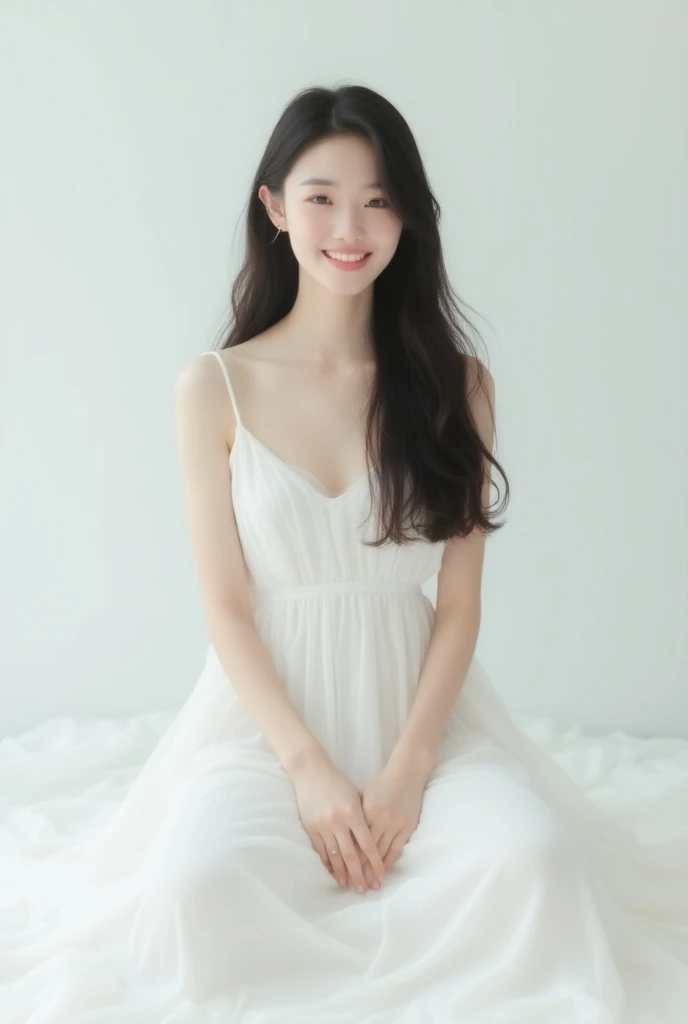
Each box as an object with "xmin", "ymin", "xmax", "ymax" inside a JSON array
[
  {"xmin": 282, "ymin": 739, "xmax": 332, "ymax": 780},
  {"xmin": 387, "ymin": 743, "xmax": 436, "ymax": 782}
]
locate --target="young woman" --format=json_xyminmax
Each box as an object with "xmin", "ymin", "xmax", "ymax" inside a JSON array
[{"xmin": 3, "ymin": 84, "xmax": 687, "ymax": 1023}]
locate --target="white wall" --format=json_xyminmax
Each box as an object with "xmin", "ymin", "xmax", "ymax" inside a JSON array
[{"xmin": 1, "ymin": 1, "xmax": 686, "ymax": 738}]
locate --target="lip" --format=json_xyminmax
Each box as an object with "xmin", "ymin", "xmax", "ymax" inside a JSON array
[{"xmin": 322, "ymin": 250, "xmax": 372, "ymax": 271}]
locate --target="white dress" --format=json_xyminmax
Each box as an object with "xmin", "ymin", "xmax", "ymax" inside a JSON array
[{"xmin": 1, "ymin": 349, "xmax": 687, "ymax": 1023}]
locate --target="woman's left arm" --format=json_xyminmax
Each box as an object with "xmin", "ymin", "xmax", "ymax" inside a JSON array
[
  {"xmin": 353, "ymin": 359, "xmax": 497, "ymax": 884},
  {"xmin": 388, "ymin": 357, "xmax": 497, "ymax": 782}
]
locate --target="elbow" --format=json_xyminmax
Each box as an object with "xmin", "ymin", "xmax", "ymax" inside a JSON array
[{"xmin": 205, "ymin": 597, "xmax": 255, "ymax": 642}]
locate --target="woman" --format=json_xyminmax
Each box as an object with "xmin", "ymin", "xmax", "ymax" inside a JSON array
[{"xmin": 3, "ymin": 84, "xmax": 687, "ymax": 1023}]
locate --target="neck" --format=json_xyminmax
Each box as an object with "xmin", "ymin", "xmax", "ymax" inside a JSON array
[{"xmin": 280, "ymin": 268, "xmax": 376, "ymax": 366}]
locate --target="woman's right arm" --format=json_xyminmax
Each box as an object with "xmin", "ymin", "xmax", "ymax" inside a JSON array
[
  {"xmin": 173, "ymin": 354, "xmax": 386, "ymax": 893},
  {"xmin": 173, "ymin": 354, "xmax": 327, "ymax": 778}
]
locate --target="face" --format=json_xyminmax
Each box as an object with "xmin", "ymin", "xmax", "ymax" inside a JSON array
[{"xmin": 259, "ymin": 135, "xmax": 403, "ymax": 294}]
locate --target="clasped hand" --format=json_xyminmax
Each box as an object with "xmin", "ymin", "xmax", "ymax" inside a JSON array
[{"xmin": 291, "ymin": 756, "xmax": 428, "ymax": 893}]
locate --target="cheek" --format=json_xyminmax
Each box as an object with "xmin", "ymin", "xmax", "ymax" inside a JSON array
[
  {"xmin": 296, "ymin": 207, "xmax": 327, "ymax": 245},
  {"xmin": 373, "ymin": 212, "xmax": 403, "ymax": 248}
]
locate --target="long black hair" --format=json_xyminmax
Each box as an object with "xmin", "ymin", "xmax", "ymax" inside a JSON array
[{"xmin": 214, "ymin": 83, "xmax": 510, "ymax": 547}]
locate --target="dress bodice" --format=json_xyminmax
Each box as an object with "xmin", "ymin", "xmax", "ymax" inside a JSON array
[{"xmin": 207, "ymin": 351, "xmax": 446, "ymax": 605}]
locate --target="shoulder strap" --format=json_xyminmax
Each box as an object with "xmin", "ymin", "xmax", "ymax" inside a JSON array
[{"xmin": 208, "ymin": 350, "xmax": 242, "ymax": 426}]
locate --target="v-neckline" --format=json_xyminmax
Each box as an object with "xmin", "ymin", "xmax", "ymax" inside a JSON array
[{"xmin": 230, "ymin": 422, "xmax": 377, "ymax": 504}]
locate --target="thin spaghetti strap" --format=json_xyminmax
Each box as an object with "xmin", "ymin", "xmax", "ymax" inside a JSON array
[{"xmin": 207, "ymin": 350, "xmax": 242, "ymax": 427}]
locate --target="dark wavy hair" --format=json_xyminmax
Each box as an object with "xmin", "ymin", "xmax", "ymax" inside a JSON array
[{"xmin": 213, "ymin": 83, "xmax": 510, "ymax": 547}]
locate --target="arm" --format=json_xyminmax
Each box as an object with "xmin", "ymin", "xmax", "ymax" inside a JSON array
[
  {"xmin": 388, "ymin": 358, "xmax": 497, "ymax": 781},
  {"xmin": 174, "ymin": 355, "xmax": 330, "ymax": 779}
]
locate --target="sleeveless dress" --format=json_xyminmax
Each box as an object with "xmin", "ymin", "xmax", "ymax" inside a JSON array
[{"xmin": 1, "ymin": 349, "xmax": 687, "ymax": 1024}]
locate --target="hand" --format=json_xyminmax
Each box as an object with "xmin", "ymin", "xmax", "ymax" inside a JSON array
[
  {"xmin": 354, "ymin": 757, "xmax": 428, "ymax": 887},
  {"xmin": 290, "ymin": 758, "xmax": 387, "ymax": 893}
]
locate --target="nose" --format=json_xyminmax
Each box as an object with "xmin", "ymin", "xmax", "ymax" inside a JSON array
[{"xmin": 332, "ymin": 207, "xmax": 365, "ymax": 243}]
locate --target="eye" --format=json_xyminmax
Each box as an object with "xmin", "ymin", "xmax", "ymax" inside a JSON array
[{"xmin": 307, "ymin": 195, "xmax": 389, "ymax": 208}]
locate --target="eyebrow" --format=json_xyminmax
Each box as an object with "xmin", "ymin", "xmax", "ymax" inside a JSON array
[{"xmin": 298, "ymin": 177, "xmax": 383, "ymax": 189}]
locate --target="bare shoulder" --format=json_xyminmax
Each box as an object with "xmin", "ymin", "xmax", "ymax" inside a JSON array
[
  {"xmin": 173, "ymin": 350, "xmax": 236, "ymax": 453},
  {"xmin": 175, "ymin": 350, "xmax": 218, "ymax": 397},
  {"xmin": 173, "ymin": 342, "xmax": 259, "ymax": 422},
  {"xmin": 183, "ymin": 330, "xmax": 285, "ymax": 390},
  {"xmin": 173, "ymin": 334, "xmax": 279, "ymax": 443},
  {"xmin": 174, "ymin": 333, "xmax": 268, "ymax": 391}
]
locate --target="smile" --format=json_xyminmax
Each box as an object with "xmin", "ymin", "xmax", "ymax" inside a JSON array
[{"xmin": 322, "ymin": 251, "xmax": 372, "ymax": 270}]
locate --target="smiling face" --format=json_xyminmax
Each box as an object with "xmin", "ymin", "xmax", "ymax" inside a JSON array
[{"xmin": 259, "ymin": 134, "xmax": 403, "ymax": 295}]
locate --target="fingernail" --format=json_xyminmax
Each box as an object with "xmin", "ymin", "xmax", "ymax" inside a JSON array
[{"xmin": 357, "ymin": 885, "xmax": 366, "ymax": 895}]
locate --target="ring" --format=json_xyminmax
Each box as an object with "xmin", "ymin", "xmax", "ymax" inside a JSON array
[{"xmin": 329, "ymin": 847, "xmax": 339, "ymax": 855}]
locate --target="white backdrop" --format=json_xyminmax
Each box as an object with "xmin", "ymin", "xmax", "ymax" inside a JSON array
[{"xmin": 1, "ymin": 1, "xmax": 686, "ymax": 739}]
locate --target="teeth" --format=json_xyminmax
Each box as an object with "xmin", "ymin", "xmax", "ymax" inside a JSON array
[{"xmin": 325, "ymin": 251, "xmax": 368, "ymax": 262}]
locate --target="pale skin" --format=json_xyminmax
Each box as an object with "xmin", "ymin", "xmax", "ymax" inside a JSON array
[{"xmin": 174, "ymin": 134, "xmax": 495, "ymax": 894}]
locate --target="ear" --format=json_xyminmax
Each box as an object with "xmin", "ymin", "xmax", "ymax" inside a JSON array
[{"xmin": 257, "ymin": 184, "xmax": 286, "ymax": 232}]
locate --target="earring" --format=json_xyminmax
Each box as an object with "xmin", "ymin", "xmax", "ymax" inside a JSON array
[{"xmin": 269, "ymin": 225, "xmax": 281, "ymax": 244}]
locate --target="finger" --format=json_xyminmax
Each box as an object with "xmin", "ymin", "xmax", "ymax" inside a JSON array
[
  {"xmin": 361, "ymin": 856, "xmax": 377, "ymax": 888},
  {"xmin": 353, "ymin": 837, "xmax": 382, "ymax": 889},
  {"xmin": 382, "ymin": 833, "xmax": 406, "ymax": 871},
  {"xmin": 311, "ymin": 833, "xmax": 334, "ymax": 875},
  {"xmin": 375, "ymin": 829, "xmax": 395, "ymax": 862},
  {"xmin": 335, "ymin": 831, "xmax": 368, "ymax": 892},
  {"xmin": 352, "ymin": 823, "xmax": 386, "ymax": 882},
  {"xmin": 323, "ymin": 838, "xmax": 347, "ymax": 886},
  {"xmin": 325, "ymin": 839, "xmax": 352, "ymax": 888},
  {"xmin": 383, "ymin": 849, "xmax": 399, "ymax": 871},
  {"xmin": 354, "ymin": 839, "xmax": 380, "ymax": 888},
  {"xmin": 352, "ymin": 839, "xmax": 377, "ymax": 888}
]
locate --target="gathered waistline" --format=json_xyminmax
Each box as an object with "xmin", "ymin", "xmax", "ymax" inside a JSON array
[{"xmin": 252, "ymin": 580, "xmax": 423, "ymax": 603}]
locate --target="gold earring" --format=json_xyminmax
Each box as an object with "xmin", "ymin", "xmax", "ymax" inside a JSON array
[{"xmin": 269, "ymin": 224, "xmax": 281, "ymax": 244}]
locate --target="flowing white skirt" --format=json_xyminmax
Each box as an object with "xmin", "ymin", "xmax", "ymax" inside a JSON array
[{"xmin": 1, "ymin": 632, "xmax": 687, "ymax": 1023}]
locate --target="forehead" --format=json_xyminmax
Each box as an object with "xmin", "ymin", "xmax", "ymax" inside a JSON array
[{"xmin": 287, "ymin": 135, "xmax": 381, "ymax": 188}]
